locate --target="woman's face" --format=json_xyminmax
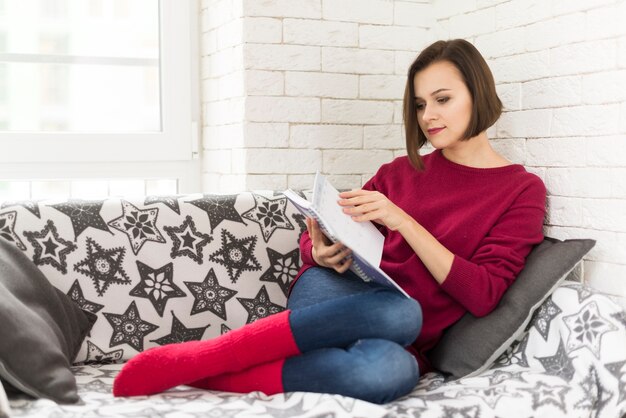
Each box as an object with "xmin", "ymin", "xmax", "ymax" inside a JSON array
[{"xmin": 413, "ymin": 60, "xmax": 473, "ymax": 150}]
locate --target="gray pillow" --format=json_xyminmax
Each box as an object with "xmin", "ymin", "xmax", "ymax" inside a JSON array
[
  {"xmin": 428, "ymin": 237, "xmax": 596, "ymax": 379},
  {"xmin": 0, "ymin": 237, "xmax": 95, "ymax": 404}
]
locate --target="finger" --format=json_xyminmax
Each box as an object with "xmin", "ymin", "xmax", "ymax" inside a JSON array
[
  {"xmin": 334, "ymin": 257, "xmax": 353, "ymax": 274},
  {"xmin": 338, "ymin": 189, "xmax": 367, "ymax": 198},
  {"xmin": 325, "ymin": 246, "xmax": 352, "ymax": 266},
  {"xmin": 343, "ymin": 201, "xmax": 384, "ymax": 216},
  {"xmin": 317, "ymin": 241, "xmax": 345, "ymax": 259}
]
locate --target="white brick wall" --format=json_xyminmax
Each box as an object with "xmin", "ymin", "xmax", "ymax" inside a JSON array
[{"xmin": 200, "ymin": 0, "xmax": 626, "ymax": 305}]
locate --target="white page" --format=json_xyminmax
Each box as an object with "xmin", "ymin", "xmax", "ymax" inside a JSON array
[{"xmin": 313, "ymin": 173, "xmax": 384, "ymax": 266}]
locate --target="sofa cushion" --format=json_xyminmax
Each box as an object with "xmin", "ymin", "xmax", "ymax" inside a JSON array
[
  {"xmin": 428, "ymin": 237, "xmax": 596, "ymax": 378},
  {"xmin": 0, "ymin": 237, "xmax": 95, "ymax": 403}
]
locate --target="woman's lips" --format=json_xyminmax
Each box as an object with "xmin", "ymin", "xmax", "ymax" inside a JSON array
[{"xmin": 428, "ymin": 127, "xmax": 445, "ymax": 135}]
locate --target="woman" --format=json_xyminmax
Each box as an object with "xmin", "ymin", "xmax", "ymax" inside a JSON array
[{"xmin": 113, "ymin": 39, "xmax": 546, "ymax": 404}]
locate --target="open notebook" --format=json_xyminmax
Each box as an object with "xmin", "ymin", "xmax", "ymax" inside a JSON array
[{"xmin": 284, "ymin": 173, "xmax": 409, "ymax": 298}]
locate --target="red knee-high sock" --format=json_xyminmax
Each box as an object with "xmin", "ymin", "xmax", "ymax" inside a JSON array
[
  {"xmin": 113, "ymin": 310, "xmax": 300, "ymax": 397},
  {"xmin": 188, "ymin": 358, "xmax": 285, "ymax": 396}
]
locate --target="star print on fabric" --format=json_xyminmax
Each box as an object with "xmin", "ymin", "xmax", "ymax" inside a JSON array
[
  {"xmin": 0, "ymin": 211, "xmax": 26, "ymax": 250},
  {"xmin": 604, "ymin": 360, "xmax": 626, "ymax": 405},
  {"xmin": 74, "ymin": 237, "xmax": 131, "ymax": 296},
  {"xmin": 1, "ymin": 200, "xmax": 42, "ymax": 218},
  {"xmin": 494, "ymin": 333, "xmax": 529, "ymax": 369},
  {"xmin": 151, "ymin": 311, "xmax": 209, "ymax": 346},
  {"xmin": 108, "ymin": 200, "xmax": 166, "ymax": 255},
  {"xmin": 67, "ymin": 279, "xmax": 104, "ymax": 315},
  {"xmin": 83, "ymin": 340, "xmax": 124, "ymax": 365},
  {"xmin": 145, "ymin": 195, "xmax": 181, "ymax": 215},
  {"xmin": 78, "ymin": 379, "xmax": 111, "ymax": 394},
  {"xmin": 440, "ymin": 405, "xmax": 480, "ymax": 418},
  {"xmin": 611, "ymin": 310, "xmax": 626, "ymax": 328},
  {"xmin": 459, "ymin": 386, "xmax": 521, "ymax": 409},
  {"xmin": 535, "ymin": 338, "xmax": 576, "ymax": 382},
  {"xmin": 23, "ymin": 220, "xmax": 77, "ymax": 274},
  {"xmin": 292, "ymin": 212, "xmax": 307, "ymax": 244},
  {"xmin": 188, "ymin": 194, "xmax": 245, "ymax": 233},
  {"xmin": 209, "ymin": 230, "xmax": 261, "ymax": 284},
  {"xmin": 487, "ymin": 369, "xmax": 527, "ymax": 385},
  {"xmin": 103, "ymin": 301, "xmax": 158, "ymax": 352},
  {"xmin": 574, "ymin": 366, "xmax": 598, "ymax": 411},
  {"xmin": 221, "ymin": 324, "xmax": 232, "ymax": 335},
  {"xmin": 241, "ymin": 194, "xmax": 295, "ymax": 243},
  {"xmin": 237, "ymin": 285, "xmax": 285, "ymax": 324},
  {"xmin": 530, "ymin": 381, "xmax": 569, "ymax": 413},
  {"xmin": 129, "ymin": 261, "xmax": 186, "ymax": 317},
  {"xmin": 263, "ymin": 398, "xmax": 309, "ymax": 418},
  {"xmin": 260, "ymin": 248, "xmax": 300, "ymax": 296},
  {"xmin": 164, "ymin": 215, "xmax": 212, "ymax": 264},
  {"xmin": 50, "ymin": 199, "xmax": 110, "ymax": 240},
  {"xmin": 528, "ymin": 297, "xmax": 562, "ymax": 340},
  {"xmin": 184, "ymin": 268, "xmax": 237, "ymax": 319},
  {"xmin": 563, "ymin": 301, "xmax": 617, "ymax": 358}
]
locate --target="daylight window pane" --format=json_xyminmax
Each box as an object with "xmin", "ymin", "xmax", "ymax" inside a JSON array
[
  {"xmin": 146, "ymin": 179, "xmax": 177, "ymax": 196},
  {"xmin": 0, "ymin": 180, "xmax": 30, "ymax": 201},
  {"xmin": 0, "ymin": 0, "xmax": 159, "ymax": 59},
  {"xmin": 0, "ymin": 62, "xmax": 160, "ymax": 132},
  {"xmin": 31, "ymin": 180, "xmax": 70, "ymax": 199},
  {"xmin": 108, "ymin": 179, "xmax": 145, "ymax": 197},
  {"xmin": 71, "ymin": 180, "xmax": 108, "ymax": 198}
]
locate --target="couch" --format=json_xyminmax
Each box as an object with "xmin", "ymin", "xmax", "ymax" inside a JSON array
[{"xmin": 1, "ymin": 191, "xmax": 625, "ymax": 418}]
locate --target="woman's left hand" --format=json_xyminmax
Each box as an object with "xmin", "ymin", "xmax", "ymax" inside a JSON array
[{"xmin": 338, "ymin": 189, "xmax": 412, "ymax": 231}]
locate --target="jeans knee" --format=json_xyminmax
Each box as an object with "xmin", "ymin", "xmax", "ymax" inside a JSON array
[
  {"xmin": 346, "ymin": 340, "xmax": 420, "ymax": 404},
  {"xmin": 374, "ymin": 293, "xmax": 422, "ymax": 346}
]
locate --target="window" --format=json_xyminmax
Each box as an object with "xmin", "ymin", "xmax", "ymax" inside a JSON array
[{"xmin": 0, "ymin": 0, "xmax": 200, "ymax": 195}]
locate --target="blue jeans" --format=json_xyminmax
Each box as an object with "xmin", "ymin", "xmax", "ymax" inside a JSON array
[{"xmin": 282, "ymin": 267, "xmax": 423, "ymax": 404}]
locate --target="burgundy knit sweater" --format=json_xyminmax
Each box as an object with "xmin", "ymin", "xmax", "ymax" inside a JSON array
[{"xmin": 292, "ymin": 149, "xmax": 547, "ymax": 373}]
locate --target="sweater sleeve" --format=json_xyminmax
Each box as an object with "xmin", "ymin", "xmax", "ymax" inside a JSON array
[
  {"xmin": 299, "ymin": 230, "xmax": 317, "ymax": 266},
  {"xmin": 439, "ymin": 178, "xmax": 547, "ymax": 317}
]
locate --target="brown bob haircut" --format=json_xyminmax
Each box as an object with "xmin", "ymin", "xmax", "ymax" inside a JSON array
[{"xmin": 403, "ymin": 39, "xmax": 502, "ymax": 170}]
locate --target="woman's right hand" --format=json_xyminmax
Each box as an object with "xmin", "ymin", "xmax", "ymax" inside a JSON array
[{"xmin": 306, "ymin": 217, "xmax": 353, "ymax": 274}]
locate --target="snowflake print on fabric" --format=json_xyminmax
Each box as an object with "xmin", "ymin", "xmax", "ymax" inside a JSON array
[
  {"xmin": 563, "ymin": 301, "xmax": 617, "ymax": 358},
  {"xmin": 209, "ymin": 230, "xmax": 261, "ymax": 284},
  {"xmin": 129, "ymin": 261, "xmax": 186, "ymax": 317},
  {"xmin": 494, "ymin": 333, "xmax": 529, "ymax": 369},
  {"xmin": 184, "ymin": 268, "xmax": 237, "ymax": 319},
  {"xmin": 0, "ymin": 211, "xmax": 27, "ymax": 250},
  {"xmin": 83, "ymin": 340, "xmax": 124, "ymax": 365},
  {"xmin": 108, "ymin": 200, "xmax": 165, "ymax": 255},
  {"xmin": 260, "ymin": 248, "xmax": 300, "ymax": 296},
  {"xmin": 1, "ymin": 200, "xmax": 42, "ymax": 218},
  {"xmin": 188, "ymin": 194, "xmax": 245, "ymax": 233},
  {"xmin": 23, "ymin": 220, "xmax": 77, "ymax": 274},
  {"xmin": 535, "ymin": 338, "xmax": 576, "ymax": 382},
  {"xmin": 145, "ymin": 195, "xmax": 181, "ymax": 215},
  {"xmin": 50, "ymin": 199, "xmax": 110, "ymax": 240},
  {"xmin": 241, "ymin": 194, "xmax": 294, "ymax": 243},
  {"xmin": 237, "ymin": 285, "xmax": 285, "ymax": 324},
  {"xmin": 528, "ymin": 297, "xmax": 562, "ymax": 340},
  {"xmin": 67, "ymin": 279, "xmax": 104, "ymax": 315},
  {"xmin": 103, "ymin": 301, "xmax": 158, "ymax": 352},
  {"xmin": 151, "ymin": 311, "xmax": 209, "ymax": 345},
  {"xmin": 74, "ymin": 237, "xmax": 131, "ymax": 297},
  {"xmin": 163, "ymin": 215, "xmax": 212, "ymax": 265}
]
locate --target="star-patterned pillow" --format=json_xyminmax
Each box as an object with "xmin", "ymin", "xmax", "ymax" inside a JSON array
[
  {"xmin": 0, "ymin": 192, "xmax": 307, "ymax": 365},
  {"xmin": 429, "ymin": 237, "xmax": 596, "ymax": 379}
]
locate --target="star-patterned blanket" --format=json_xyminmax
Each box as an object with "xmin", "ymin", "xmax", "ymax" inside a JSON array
[{"xmin": 1, "ymin": 193, "xmax": 625, "ymax": 418}]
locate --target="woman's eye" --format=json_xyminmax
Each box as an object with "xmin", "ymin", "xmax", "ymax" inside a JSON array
[
  {"xmin": 436, "ymin": 97, "xmax": 449, "ymax": 104},
  {"xmin": 415, "ymin": 103, "xmax": 425, "ymax": 110}
]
